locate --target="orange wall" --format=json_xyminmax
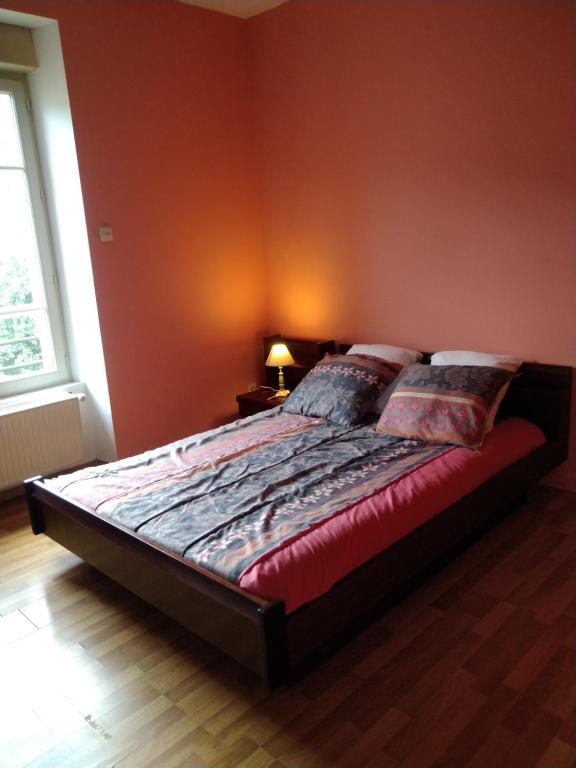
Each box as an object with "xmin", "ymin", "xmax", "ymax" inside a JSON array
[
  {"xmin": 2, "ymin": 1, "xmax": 574, "ymax": 485},
  {"xmin": 4, "ymin": 0, "xmax": 267, "ymax": 456},
  {"xmin": 249, "ymin": 0, "xmax": 576, "ymax": 488}
]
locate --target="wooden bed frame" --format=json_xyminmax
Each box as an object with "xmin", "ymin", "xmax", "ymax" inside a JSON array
[{"xmin": 25, "ymin": 357, "xmax": 572, "ymax": 690}]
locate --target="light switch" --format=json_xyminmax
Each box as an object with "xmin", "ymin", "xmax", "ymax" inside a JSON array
[{"xmin": 98, "ymin": 226, "xmax": 114, "ymax": 242}]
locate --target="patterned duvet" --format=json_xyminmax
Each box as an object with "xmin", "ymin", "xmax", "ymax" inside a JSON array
[{"xmin": 47, "ymin": 408, "xmax": 449, "ymax": 583}]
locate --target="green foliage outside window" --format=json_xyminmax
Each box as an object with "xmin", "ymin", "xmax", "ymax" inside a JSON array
[{"xmin": 0, "ymin": 253, "xmax": 42, "ymax": 378}]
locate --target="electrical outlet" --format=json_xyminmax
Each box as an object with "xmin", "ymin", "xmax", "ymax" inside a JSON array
[
  {"xmin": 98, "ymin": 226, "xmax": 114, "ymax": 242},
  {"xmin": 248, "ymin": 383, "xmax": 258, "ymax": 392}
]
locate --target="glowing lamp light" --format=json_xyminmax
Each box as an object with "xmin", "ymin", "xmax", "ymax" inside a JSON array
[{"xmin": 265, "ymin": 342, "xmax": 295, "ymax": 398}]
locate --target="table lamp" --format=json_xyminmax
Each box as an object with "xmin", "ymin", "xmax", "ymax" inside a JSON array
[{"xmin": 265, "ymin": 342, "xmax": 295, "ymax": 398}]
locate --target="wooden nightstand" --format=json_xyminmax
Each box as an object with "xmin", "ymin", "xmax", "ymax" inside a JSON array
[
  {"xmin": 236, "ymin": 389, "xmax": 286, "ymax": 418},
  {"xmin": 263, "ymin": 335, "xmax": 335, "ymax": 391},
  {"xmin": 237, "ymin": 336, "xmax": 335, "ymax": 419}
]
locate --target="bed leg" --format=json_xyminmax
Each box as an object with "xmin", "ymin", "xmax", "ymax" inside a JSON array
[
  {"xmin": 258, "ymin": 600, "xmax": 289, "ymax": 691},
  {"xmin": 24, "ymin": 476, "xmax": 45, "ymax": 534}
]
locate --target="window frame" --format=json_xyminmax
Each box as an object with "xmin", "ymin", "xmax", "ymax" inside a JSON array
[{"xmin": 0, "ymin": 73, "xmax": 70, "ymax": 398}]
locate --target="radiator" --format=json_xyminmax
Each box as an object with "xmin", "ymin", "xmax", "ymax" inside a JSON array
[{"xmin": 0, "ymin": 394, "xmax": 84, "ymax": 490}]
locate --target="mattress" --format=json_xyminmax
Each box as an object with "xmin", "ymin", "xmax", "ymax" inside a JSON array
[{"xmin": 47, "ymin": 410, "xmax": 545, "ymax": 613}]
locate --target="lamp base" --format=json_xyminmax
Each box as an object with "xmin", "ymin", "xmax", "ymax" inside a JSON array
[{"xmin": 273, "ymin": 388, "xmax": 291, "ymax": 399}]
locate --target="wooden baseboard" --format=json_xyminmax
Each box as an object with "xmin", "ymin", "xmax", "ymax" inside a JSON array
[
  {"xmin": 542, "ymin": 464, "xmax": 576, "ymax": 493},
  {"xmin": 0, "ymin": 460, "xmax": 105, "ymax": 505},
  {"xmin": 0, "ymin": 484, "xmax": 25, "ymax": 504}
]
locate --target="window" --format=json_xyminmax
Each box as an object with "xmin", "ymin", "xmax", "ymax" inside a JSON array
[{"xmin": 0, "ymin": 74, "xmax": 69, "ymax": 397}]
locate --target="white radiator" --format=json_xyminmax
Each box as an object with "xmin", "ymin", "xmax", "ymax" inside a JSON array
[{"xmin": 0, "ymin": 394, "xmax": 84, "ymax": 490}]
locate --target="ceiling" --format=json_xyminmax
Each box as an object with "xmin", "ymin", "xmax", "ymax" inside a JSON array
[{"xmin": 177, "ymin": 0, "xmax": 288, "ymax": 19}]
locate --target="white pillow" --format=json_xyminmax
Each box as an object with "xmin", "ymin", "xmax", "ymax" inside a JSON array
[
  {"xmin": 430, "ymin": 350, "xmax": 522, "ymax": 371},
  {"xmin": 430, "ymin": 350, "xmax": 523, "ymax": 431},
  {"xmin": 347, "ymin": 343, "xmax": 422, "ymax": 412},
  {"xmin": 347, "ymin": 343, "xmax": 422, "ymax": 368}
]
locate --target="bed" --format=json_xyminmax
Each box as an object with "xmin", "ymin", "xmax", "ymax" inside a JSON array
[{"xmin": 25, "ymin": 352, "xmax": 572, "ymax": 689}]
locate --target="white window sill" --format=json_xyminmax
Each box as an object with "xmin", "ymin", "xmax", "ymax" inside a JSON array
[{"xmin": 0, "ymin": 382, "xmax": 86, "ymax": 414}]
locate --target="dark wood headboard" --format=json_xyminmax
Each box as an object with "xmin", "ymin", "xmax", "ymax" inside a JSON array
[
  {"xmin": 338, "ymin": 344, "xmax": 572, "ymax": 450},
  {"xmin": 500, "ymin": 362, "xmax": 571, "ymax": 447}
]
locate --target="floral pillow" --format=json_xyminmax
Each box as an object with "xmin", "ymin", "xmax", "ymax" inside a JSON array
[
  {"xmin": 283, "ymin": 354, "xmax": 401, "ymax": 426},
  {"xmin": 375, "ymin": 363, "xmax": 515, "ymax": 448}
]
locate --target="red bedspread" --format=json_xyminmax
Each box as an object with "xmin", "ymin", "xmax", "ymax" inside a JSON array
[{"xmin": 238, "ymin": 417, "xmax": 545, "ymax": 613}]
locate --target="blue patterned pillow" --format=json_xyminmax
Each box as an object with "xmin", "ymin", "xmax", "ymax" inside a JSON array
[
  {"xmin": 283, "ymin": 354, "xmax": 401, "ymax": 426},
  {"xmin": 376, "ymin": 363, "xmax": 514, "ymax": 448}
]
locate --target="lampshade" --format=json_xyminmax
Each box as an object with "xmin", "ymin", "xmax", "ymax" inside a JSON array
[{"xmin": 265, "ymin": 343, "xmax": 295, "ymax": 368}]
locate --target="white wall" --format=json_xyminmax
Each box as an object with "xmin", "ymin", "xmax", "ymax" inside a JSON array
[
  {"xmin": 28, "ymin": 20, "xmax": 116, "ymax": 461},
  {"xmin": 11, "ymin": 14, "xmax": 117, "ymax": 462}
]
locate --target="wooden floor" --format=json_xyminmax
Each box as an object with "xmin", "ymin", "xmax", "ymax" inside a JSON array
[{"xmin": 0, "ymin": 487, "xmax": 575, "ymax": 768}]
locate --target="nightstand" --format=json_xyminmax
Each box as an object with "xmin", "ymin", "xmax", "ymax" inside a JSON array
[
  {"xmin": 236, "ymin": 389, "xmax": 286, "ymax": 418},
  {"xmin": 236, "ymin": 335, "xmax": 335, "ymax": 419},
  {"xmin": 263, "ymin": 335, "xmax": 335, "ymax": 391}
]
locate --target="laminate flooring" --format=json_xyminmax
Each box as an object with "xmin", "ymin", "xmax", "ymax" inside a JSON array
[{"xmin": 0, "ymin": 486, "xmax": 574, "ymax": 768}]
